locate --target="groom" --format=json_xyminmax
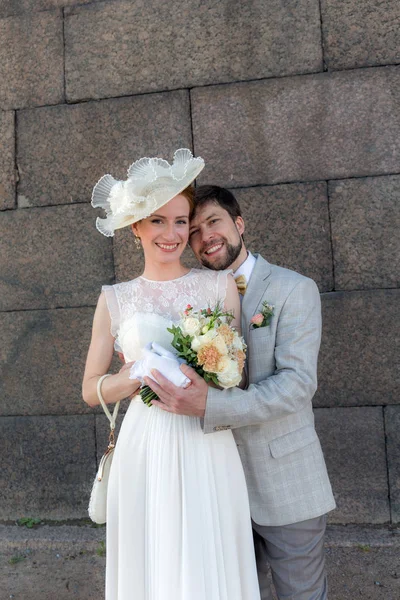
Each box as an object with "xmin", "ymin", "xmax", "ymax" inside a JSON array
[{"xmin": 146, "ymin": 185, "xmax": 336, "ymax": 600}]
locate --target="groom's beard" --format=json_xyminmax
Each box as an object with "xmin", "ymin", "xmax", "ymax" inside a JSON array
[{"xmin": 198, "ymin": 238, "xmax": 243, "ymax": 271}]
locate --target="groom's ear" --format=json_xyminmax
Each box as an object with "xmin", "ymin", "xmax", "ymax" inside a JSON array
[{"xmin": 235, "ymin": 216, "xmax": 245, "ymax": 236}]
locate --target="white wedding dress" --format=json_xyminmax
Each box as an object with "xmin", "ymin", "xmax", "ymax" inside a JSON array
[{"xmin": 102, "ymin": 268, "xmax": 260, "ymax": 600}]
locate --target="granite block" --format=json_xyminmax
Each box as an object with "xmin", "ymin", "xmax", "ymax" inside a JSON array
[
  {"xmin": 329, "ymin": 175, "xmax": 400, "ymax": 291},
  {"xmin": 315, "ymin": 290, "xmax": 400, "ymax": 407},
  {"xmin": 65, "ymin": 0, "xmax": 322, "ymax": 101},
  {"xmin": 321, "ymin": 0, "xmax": 400, "ymax": 70},
  {"xmin": 0, "ymin": 0, "xmax": 98, "ymax": 18},
  {"xmin": 191, "ymin": 67, "xmax": 400, "ymax": 187},
  {"xmin": 233, "ymin": 183, "xmax": 333, "ymax": 292},
  {"xmin": 113, "ymin": 227, "xmax": 200, "ymax": 283},
  {"xmin": 17, "ymin": 91, "xmax": 191, "ymax": 207},
  {"xmin": 315, "ymin": 407, "xmax": 390, "ymax": 524},
  {"xmin": 0, "ymin": 110, "xmax": 15, "ymax": 210},
  {"xmin": 0, "ymin": 204, "xmax": 114, "ymax": 311},
  {"xmin": 0, "ymin": 307, "xmax": 98, "ymax": 416},
  {"xmin": 0, "ymin": 415, "xmax": 96, "ymax": 520},
  {"xmin": 0, "ymin": 11, "xmax": 63, "ymax": 110},
  {"xmin": 385, "ymin": 406, "xmax": 400, "ymax": 523}
]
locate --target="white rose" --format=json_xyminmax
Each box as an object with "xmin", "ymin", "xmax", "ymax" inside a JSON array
[
  {"xmin": 232, "ymin": 332, "xmax": 245, "ymax": 351},
  {"xmin": 191, "ymin": 328, "xmax": 217, "ymax": 354},
  {"xmin": 201, "ymin": 328, "xmax": 217, "ymax": 344},
  {"xmin": 191, "ymin": 336, "xmax": 202, "ymax": 352},
  {"xmin": 217, "ymin": 358, "xmax": 241, "ymax": 388},
  {"xmin": 181, "ymin": 317, "xmax": 201, "ymax": 337}
]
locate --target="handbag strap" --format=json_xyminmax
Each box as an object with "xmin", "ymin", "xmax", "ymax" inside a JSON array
[{"xmin": 97, "ymin": 374, "xmax": 120, "ymax": 431}]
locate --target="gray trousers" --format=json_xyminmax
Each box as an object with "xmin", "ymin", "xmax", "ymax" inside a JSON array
[{"xmin": 252, "ymin": 515, "xmax": 328, "ymax": 600}]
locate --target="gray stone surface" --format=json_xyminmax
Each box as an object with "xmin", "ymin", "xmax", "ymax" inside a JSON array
[
  {"xmin": 1, "ymin": 545, "xmax": 105, "ymax": 600},
  {"xmin": 0, "ymin": 204, "xmax": 114, "ymax": 311},
  {"xmin": 385, "ymin": 406, "xmax": 400, "ymax": 523},
  {"xmin": 315, "ymin": 290, "xmax": 400, "ymax": 407},
  {"xmin": 0, "ymin": 415, "xmax": 96, "ymax": 520},
  {"xmin": 0, "ymin": 11, "xmax": 63, "ymax": 110},
  {"xmin": 234, "ymin": 183, "xmax": 333, "ymax": 292},
  {"xmin": 329, "ymin": 175, "xmax": 400, "ymax": 291},
  {"xmin": 65, "ymin": 0, "xmax": 322, "ymax": 101},
  {"xmin": 17, "ymin": 91, "xmax": 191, "ymax": 207},
  {"xmin": 1, "ymin": 525, "xmax": 399, "ymax": 600},
  {"xmin": 325, "ymin": 545, "xmax": 400, "ymax": 599},
  {"xmin": 113, "ymin": 226, "xmax": 200, "ymax": 283},
  {"xmin": 192, "ymin": 66, "xmax": 400, "ymax": 187},
  {"xmin": 0, "ymin": 0, "xmax": 99, "ymax": 18},
  {"xmin": 315, "ymin": 407, "xmax": 390, "ymax": 524},
  {"xmin": 0, "ymin": 110, "xmax": 15, "ymax": 210},
  {"xmin": 0, "ymin": 524, "xmax": 106, "ymax": 600},
  {"xmin": 0, "ymin": 307, "xmax": 99, "ymax": 416},
  {"xmin": 321, "ymin": 0, "xmax": 400, "ymax": 70}
]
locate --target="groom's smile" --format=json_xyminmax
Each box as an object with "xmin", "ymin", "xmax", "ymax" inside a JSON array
[{"xmin": 204, "ymin": 241, "xmax": 224, "ymax": 256}]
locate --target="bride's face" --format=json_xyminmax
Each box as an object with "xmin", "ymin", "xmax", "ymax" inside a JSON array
[{"xmin": 132, "ymin": 194, "xmax": 190, "ymax": 263}]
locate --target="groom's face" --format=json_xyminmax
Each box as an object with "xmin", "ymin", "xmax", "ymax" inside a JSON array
[{"xmin": 189, "ymin": 203, "xmax": 244, "ymax": 270}]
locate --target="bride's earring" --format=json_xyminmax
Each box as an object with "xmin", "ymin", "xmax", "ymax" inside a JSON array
[{"xmin": 134, "ymin": 236, "xmax": 141, "ymax": 250}]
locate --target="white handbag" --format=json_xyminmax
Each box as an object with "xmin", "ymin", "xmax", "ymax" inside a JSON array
[{"xmin": 88, "ymin": 374, "xmax": 120, "ymax": 524}]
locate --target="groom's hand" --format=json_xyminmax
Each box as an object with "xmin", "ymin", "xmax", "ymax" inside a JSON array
[{"xmin": 144, "ymin": 364, "xmax": 208, "ymax": 417}]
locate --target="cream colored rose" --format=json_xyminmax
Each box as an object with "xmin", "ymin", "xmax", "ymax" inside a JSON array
[
  {"xmin": 232, "ymin": 332, "xmax": 246, "ymax": 351},
  {"xmin": 191, "ymin": 336, "xmax": 202, "ymax": 352},
  {"xmin": 201, "ymin": 328, "xmax": 217, "ymax": 344},
  {"xmin": 181, "ymin": 317, "xmax": 201, "ymax": 337},
  {"xmin": 217, "ymin": 358, "xmax": 241, "ymax": 388},
  {"xmin": 192, "ymin": 328, "xmax": 217, "ymax": 355},
  {"xmin": 212, "ymin": 333, "xmax": 228, "ymax": 356}
]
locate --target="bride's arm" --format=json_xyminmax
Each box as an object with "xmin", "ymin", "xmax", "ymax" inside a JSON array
[
  {"xmin": 223, "ymin": 274, "xmax": 241, "ymax": 334},
  {"xmin": 82, "ymin": 292, "xmax": 140, "ymax": 408},
  {"xmin": 223, "ymin": 274, "xmax": 247, "ymax": 389}
]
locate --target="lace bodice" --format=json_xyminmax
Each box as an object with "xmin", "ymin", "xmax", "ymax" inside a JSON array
[{"xmin": 102, "ymin": 268, "xmax": 230, "ymax": 362}]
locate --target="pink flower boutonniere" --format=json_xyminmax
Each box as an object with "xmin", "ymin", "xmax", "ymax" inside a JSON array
[{"xmin": 250, "ymin": 301, "xmax": 274, "ymax": 329}]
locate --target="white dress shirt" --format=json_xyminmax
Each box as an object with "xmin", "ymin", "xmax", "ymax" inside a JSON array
[{"xmin": 234, "ymin": 251, "xmax": 256, "ymax": 284}]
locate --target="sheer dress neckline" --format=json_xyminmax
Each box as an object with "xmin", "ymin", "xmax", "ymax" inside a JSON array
[{"xmin": 138, "ymin": 268, "xmax": 194, "ymax": 283}]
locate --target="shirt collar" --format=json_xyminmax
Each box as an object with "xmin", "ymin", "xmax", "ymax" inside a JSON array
[{"xmin": 233, "ymin": 251, "xmax": 256, "ymax": 282}]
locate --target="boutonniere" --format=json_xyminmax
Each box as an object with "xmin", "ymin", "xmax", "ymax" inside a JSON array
[{"xmin": 250, "ymin": 301, "xmax": 274, "ymax": 329}]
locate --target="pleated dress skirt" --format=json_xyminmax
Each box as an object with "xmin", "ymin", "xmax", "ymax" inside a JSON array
[{"xmin": 105, "ymin": 396, "xmax": 261, "ymax": 600}]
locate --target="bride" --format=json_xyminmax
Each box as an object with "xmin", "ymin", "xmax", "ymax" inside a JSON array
[{"xmin": 82, "ymin": 149, "xmax": 260, "ymax": 600}]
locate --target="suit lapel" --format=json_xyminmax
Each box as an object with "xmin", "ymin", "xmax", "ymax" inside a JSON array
[{"xmin": 241, "ymin": 254, "xmax": 272, "ymax": 343}]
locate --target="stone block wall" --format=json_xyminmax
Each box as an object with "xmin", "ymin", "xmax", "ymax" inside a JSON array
[{"xmin": 0, "ymin": 0, "xmax": 399, "ymax": 526}]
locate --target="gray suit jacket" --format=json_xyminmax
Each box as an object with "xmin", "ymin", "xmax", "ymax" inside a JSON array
[{"xmin": 204, "ymin": 255, "xmax": 336, "ymax": 526}]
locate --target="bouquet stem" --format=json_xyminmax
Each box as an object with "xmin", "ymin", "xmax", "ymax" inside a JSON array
[{"xmin": 140, "ymin": 385, "xmax": 158, "ymax": 406}]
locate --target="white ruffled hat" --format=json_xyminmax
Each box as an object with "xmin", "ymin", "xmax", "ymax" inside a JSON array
[{"xmin": 91, "ymin": 148, "xmax": 205, "ymax": 237}]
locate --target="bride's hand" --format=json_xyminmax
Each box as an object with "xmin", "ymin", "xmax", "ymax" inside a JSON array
[
  {"xmin": 117, "ymin": 361, "xmax": 141, "ymax": 399},
  {"xmin": 119, "ymin": 360, "xmax": 134, "ymax": 374}
]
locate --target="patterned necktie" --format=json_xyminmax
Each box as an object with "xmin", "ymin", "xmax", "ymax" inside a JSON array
[{"xmin": 235, "ymin": 274, "xmax": 247, "ymax": 295}]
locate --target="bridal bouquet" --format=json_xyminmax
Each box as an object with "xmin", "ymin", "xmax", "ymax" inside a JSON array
[{"xmin": 137, "ymin": 302, "xmax": 246, "ymax": 406}]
